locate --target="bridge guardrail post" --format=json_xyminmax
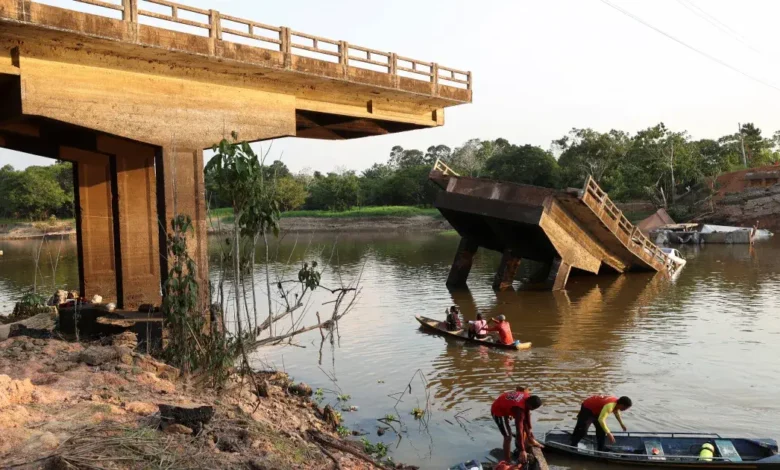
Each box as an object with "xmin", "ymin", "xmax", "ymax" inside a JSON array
[
  {"xmin": 339, "ymin": 40, "xmax": 348, "ymax": 78},
  {"xmin": 209, "ymin": 9, "xmax": 221, "ymax": 40},
  {"xmin": 281, "ymin": 27, "xmax": 291, "ymax": 69},
  {"xmin": 431, "ymin": 62, "xmax": 439, "ymax": 95}
]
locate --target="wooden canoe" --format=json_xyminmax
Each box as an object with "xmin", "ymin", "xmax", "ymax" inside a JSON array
[{"xmin": 415, "ymin": 315, "xmax": 532, "ymax": 350}]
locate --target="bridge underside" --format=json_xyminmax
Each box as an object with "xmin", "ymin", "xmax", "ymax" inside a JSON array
[
  {"xmin": 0, "ymin": 0, "xmax": 470, "ymax": 310},
  {"xmin": 432, "ymin": 173, "xmax": 663, "ymax": 291}
]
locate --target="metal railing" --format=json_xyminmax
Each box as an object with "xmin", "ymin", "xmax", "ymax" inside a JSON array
[
  {"xmin": 32, "ymin": 0, "xmax": 472, "ymax": 92},
  {"xmin": 580, "ymin": 176, "xmax": 683, "ymax": 275}
]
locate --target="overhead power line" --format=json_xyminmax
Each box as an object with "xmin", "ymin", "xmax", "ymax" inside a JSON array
[
  {"xmin": 598, "ymin": 0, "xmax": 780, "ymax": 94},
  {"xmin": 675, "ymin": 0, "xmax": 761, "ymax": 54}
]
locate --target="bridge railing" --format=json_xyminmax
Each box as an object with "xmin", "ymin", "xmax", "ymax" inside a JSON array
[
  {"xmin": 581, "ymin": 176, "xmax": 681, "ymax": 274},
  {"xmin": 432, "ymin": 159, "xmax": 460, "ymax": 177},
  {"xmin": 58, "ymin": 0, "xmax": 471, "ymax": 92}
]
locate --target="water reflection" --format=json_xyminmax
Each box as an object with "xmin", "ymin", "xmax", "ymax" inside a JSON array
[{"xmin": 2, "ymin": 233, "xmax": 780, "ymax": 470}]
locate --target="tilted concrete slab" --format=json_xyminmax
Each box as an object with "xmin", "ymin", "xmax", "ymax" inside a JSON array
[{"xmin": 431, "ymin": 171, "xmax": 681, "ymax": 290}]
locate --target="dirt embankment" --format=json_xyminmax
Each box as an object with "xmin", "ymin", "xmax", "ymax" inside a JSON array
[
  {"xmin": 699, "ymin": 183, "xmax": 780, "ymax": 231},
  {"xmin": 211, "ymin": 215, "xmax": 451, "ymax": 234},
  {"xmin": 1, "ymin": 216, "xmax": 451, "ymax": 240},
  {"xmin": 0, "ymin": 221, "xmax": 76, "ymax": 240},
  {"xmin": 0, "ymin": 331, "xmax": 404, "ymax": 470}
]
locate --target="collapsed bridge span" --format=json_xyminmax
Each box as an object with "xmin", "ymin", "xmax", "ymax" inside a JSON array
[{"xmin": 430, "ymin": 162, "xmax": 682, "ymax": 291}]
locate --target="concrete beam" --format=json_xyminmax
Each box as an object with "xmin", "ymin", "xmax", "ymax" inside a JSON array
[
  {"xmin": 18, "ymin": 57, "xmax": 296, "ymax": 148},
  {"xmin": 446, "ymin": 237, "xmax": 478, "ymax": 288}
]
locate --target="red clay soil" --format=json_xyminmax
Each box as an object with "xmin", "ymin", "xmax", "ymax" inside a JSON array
[
  {"xmin": 0, "ymin": 333, "xmax": 400, "ymax": 470},
  {"xmin": 714, "ymin": 164, "xmax": 780, "ymax": 199}
]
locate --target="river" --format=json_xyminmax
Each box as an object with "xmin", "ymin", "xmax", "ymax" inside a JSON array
[{"xmin": 1, "ymin": 232, "xmax": 779, "ymax": 469}]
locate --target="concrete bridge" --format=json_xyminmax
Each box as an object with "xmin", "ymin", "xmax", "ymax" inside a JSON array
[
  {"xmin": 430, "ymin": 164, "xmax": 681, "ymax": 291},
  {"xmin": 0, "ymin": 0, "xmax": 471, "ymax": 309}
]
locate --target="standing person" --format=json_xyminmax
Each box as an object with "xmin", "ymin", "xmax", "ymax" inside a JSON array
[
  {"xmin": 486, "ymin": 315, "xmax": 514, "ymax": 345},
  {"xmin": 570, "ymin": 395, "xmax": 632, "ymax": 452},
  {"xmin": 467, "ymin": 313, "xmax": 488, "ymax": 339},
  {"xmin": 490, "ymin": 389, "xmax": 543, "ymax": 464}
]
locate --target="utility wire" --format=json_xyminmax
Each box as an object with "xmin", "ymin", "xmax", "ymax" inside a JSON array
[
  {"xmin": 675, "ymin": 0, "xmax": 761, "ymax": 54},
  {"xmin": 598, "ymin": 0, "xmax": 780, "ymax": 94}
]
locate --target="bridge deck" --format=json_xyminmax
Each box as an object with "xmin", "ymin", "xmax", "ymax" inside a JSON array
[{"xmin": 430, "ymin": 165, "xmax": 680, "ymax": 290}]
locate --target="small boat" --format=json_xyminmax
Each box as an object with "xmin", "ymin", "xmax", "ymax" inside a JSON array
[
  {"xmin": 544, "ymin": 429, "xmax": 780, "ymax": 468},
  {"xmin": 414, "ymin": 315, "xmax": 531, "ymax": 350}
]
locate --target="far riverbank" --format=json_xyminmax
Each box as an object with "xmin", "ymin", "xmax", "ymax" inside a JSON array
[{"xmin": 0, "ymin": 209, "xmax": 451, "ymax": 240}]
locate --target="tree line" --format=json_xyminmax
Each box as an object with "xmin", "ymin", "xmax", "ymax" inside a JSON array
[
  {"xmin": 0, "ymin": 162, "xmax": 74, "ymax": 220},
  {"xmin": 210, "ymin": 122, "xmax": 780, "ymax": 218},
  {"xmin": 4, "ymin": 122, "xmax": 780, "ymax": 220}
]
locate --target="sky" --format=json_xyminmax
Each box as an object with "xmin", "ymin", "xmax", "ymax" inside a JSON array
[{"xmin": 4, "ymin": 0, "xmax": 780, "ymax": 173}]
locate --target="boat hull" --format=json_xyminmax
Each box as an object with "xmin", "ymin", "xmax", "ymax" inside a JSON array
[
  {"xmin": 415, "ymin": 315, "xmax": 531, "ymax": 350},
  {"xmin": 543, "ymin": 430, "xmax": 780, "ymax": 468}
]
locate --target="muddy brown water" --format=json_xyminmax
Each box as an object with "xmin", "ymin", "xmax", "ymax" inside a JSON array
[{"xmin": 1, "ymin": 232, "xmax": 780, "ymax": 469}]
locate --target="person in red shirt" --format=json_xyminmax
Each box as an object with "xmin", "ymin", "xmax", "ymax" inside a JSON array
[
  {"xmin": 487, "ymin": 315, "xmax": 514, "ymax": 345},
  {"xmin": 490, "ymin": 389, "xmax": 543, "ymax": 463},
  {"xmin": 570, "ymin": 395, "xmax": 632, "ymax": 451}
]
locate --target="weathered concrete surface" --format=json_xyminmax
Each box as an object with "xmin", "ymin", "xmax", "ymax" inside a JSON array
[
  {"xmin": 65, "ymin": 147, "xmax": 118, "ymax": 303},
  {"xmin": 0, "ymin": 0, "xmax": 471, "ymax": 142},
  {"xmin": 432, "ymin": 172, "xmax": 678, "ymax": 290},
  {"xmin": 0, "ymin": 0, "xmax": 472, "ymax": 312}
]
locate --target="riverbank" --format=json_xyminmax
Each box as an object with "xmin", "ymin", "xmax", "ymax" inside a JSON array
[
  {"xmin": 0, "ymin": 327, "xmax": 406, "ymax": 469},
  {"xmin": 0, "ymin": 210, "xmax": 451, "ymax": 240}
]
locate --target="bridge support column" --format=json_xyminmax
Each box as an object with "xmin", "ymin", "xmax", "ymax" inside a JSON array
[
  {"xmin": 69, "ymin": 148, "xmax": 119, "ymax": 303},
  {"xmin": 157, "ymin": 147, "xmax": 209, "ymax": 313},
  {"xmin": 492, "ymin": 249, "xmax": 521, "ymax": 291},
  {"xmin": 548, "ymin": 258, "xmax": 571, "ymax": 291},
  {"xmin": 98, "ymin": 137, "xmax": 162, "ymax": 309},
  {"xmin": 446, "ymin": 237, "xmax": 478, "ymax": 288}
]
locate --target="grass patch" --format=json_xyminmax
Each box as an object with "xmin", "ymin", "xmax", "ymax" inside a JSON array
[{"xmin": 208, "ymin": 206, "xmax": 441, "ymax": 222}]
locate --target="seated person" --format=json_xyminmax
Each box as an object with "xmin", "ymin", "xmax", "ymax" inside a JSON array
[
  {"xmin": 445, "ymin": 305, "xmax": 462, "ymax": 331},
  {"xmin": 467, "ymin": 313, "xmax": 488, "ymax": 339},
  {"xmin": 486, "ymin": 315, "xmax": 515, "ymax": 345}
]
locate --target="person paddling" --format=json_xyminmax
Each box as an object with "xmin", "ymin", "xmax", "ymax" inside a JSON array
[
  {"xmin": 490, "ymin": 389, "xmax": 543, "ymax": 463},
  {"xmin": 486, "ymin": 315, "xmax": 514, "ymax": 345},
  {"xmin": 570, "ymin": 395, "xmax": 632, "ymax": 452}
]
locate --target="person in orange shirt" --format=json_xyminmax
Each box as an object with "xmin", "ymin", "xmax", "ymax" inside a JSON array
[{"xmin": 487, "ymin": 315, "xmax": 514, "ymax": 345}]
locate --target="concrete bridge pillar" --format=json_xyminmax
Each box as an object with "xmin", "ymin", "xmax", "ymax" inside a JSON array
[
  {"xmin": 446, "ymin": 237, "xmax": 478, "ymax": 288},
  {"xmin": 548, "ymin": 258, "xmax": 571, "ymax": 291},
  {"xmin": 67, "ymin": 147, "xmax": 119, "ymax": 302},
  {"xmin": 492, "ymin": 249, "xmax": 522, "ymax": 291},
  {"xmin": 64, "ymin": 141, "xmax": 208, "ymax": 311}
]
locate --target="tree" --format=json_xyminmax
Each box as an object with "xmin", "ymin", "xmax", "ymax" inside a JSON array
[
  {"xmin": 389, "ymin": 146, "xmax": 430, "ymax": 169},
  {"xmin": 307, "ymin": 171, "xmax": 360, "ymax": 211},
  {"xmin": 425, "ymin": 144, "xmax": 452, "ymax": 163},
  {"xmin": 275, "ymin": 176, "xmax": 308, "ymax": 212},
  {"xmin": 264, "ymin": 160, "xmax": 291, "ymax": 180},
  {"xmin": 555, "ymin": 128, "xmax": 631, "ymax": 190},
  {"xmin": 204, "ymin": 133, "xmax": 281, "ymax": 336},
  {"xmin": 449, "ymin": 138, "xmax": 509, "ymax": 177},
  {"xmin": 483, "ymin": 144, "xmax": 560, "ymax": 188}
]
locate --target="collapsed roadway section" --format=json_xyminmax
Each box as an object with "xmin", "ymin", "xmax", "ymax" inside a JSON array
[{"xmin": 429, "ymin": 161, "xmax": 683, "ymax": 291}]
